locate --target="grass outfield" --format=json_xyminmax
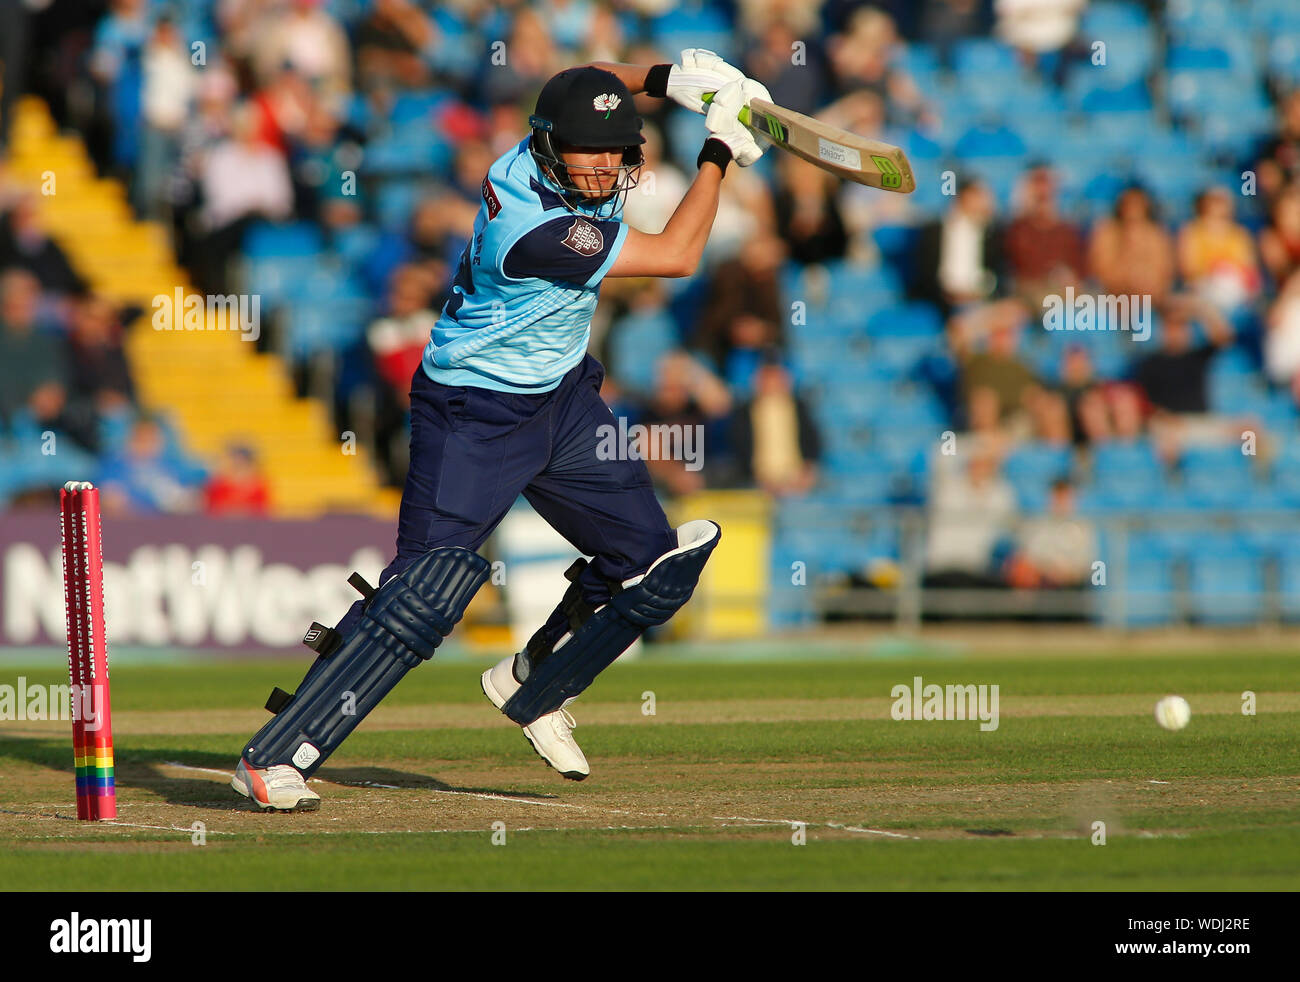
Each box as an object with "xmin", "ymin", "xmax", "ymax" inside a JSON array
[{"xmin": 1, "ymin": 647, "xmax": 1298, "ymax": 890}]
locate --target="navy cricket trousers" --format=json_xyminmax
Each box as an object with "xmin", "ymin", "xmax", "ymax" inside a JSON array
[{"xmin": 334, "ymin": 354, "xmax": 678, "ymax": 648}]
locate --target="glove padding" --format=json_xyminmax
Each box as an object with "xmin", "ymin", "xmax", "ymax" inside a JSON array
[
  {"xmin": 666, "ymin": 48, "xmax": 745, "ymax": 115},
  {"xmin": 704, "ymin": 78, "xmax": 773, "ymax": 167}
]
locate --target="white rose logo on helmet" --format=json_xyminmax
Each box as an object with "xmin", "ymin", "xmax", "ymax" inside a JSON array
[{"xmin": 593, "ymin": 93, "xmax": 622, "ymax": 118}]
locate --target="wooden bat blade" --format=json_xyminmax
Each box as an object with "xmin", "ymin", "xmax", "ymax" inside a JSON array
[
  {"xmin": 701, "ymin": 92, "xmax": 915, "ymax": 193},
  {"xmin": 745, "ymin": 98, "xmax": 915, "ymax": 194}
]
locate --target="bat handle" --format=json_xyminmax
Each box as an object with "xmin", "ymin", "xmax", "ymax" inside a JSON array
[{"xmin": 700, "ymin": 91, "xmax": 752, "ymax": 127}]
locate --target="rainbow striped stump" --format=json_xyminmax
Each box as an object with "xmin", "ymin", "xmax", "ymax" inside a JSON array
[{"xmin": 61, "ymin": 483, "xmax": 117, "ymax": 821}]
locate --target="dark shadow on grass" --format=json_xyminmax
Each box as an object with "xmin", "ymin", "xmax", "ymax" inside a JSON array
[
  {"xmin": 1, "ymin": 736, "xmax": 556, "ymax": 812},
  {"xmin": 315, "ymin": 765, "xmax": 561, "ymax": 800}
]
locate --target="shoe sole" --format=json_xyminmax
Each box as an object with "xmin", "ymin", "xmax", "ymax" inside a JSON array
[
  {"xmin": 480, "ymin": 670, "xmax": 588, "ymax": 782},
  {"xmin": 230, "ymin": 775, "xmax": 322, "ymax": 812}
]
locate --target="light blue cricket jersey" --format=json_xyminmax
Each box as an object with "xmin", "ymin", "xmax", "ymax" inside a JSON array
[{"xmin": 421, "ymin": 137, "xmax": 630, "ymax": 393}]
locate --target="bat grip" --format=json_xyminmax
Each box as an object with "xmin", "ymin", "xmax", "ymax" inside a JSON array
[{"xmin": 701, "ymin": 91, "xmax": 752, "ymax": 127}]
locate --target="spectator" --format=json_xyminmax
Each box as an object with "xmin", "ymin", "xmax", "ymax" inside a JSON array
[
  {"xmin": 250, "ymin": 63, "xmax": 315, "ymax": 159},
  {"xmin": 0, "ymin": 194, "xmax": 88, "ymax": 297},
  {"xmin": 918, "ymin": 0, "xmax": 991, "ymax": 67},
  {"xmin": 1252, "ymin": 89, "xmax": 1300, "ymax": 209},
  {"xmin": 911, "ymin": 178, "xmax": 1003, "ymax": 318},
  {"xmin": 88, "ymin": 0, "xmax": 150, "ymax": 177},
  {"xmin": 951, "ymin": 298, "xmax": 1038, "ymax": 429},
  {"xmin": 692, "ymin": 230, "xmax": 786, "ymax": 385},
  {"xmin": 1089, "ymin": 185, "xmax": 1175, "ymax": 304},
  {"xmin": 0, "ymin": 0, "xmax": 29, "ymax": 153},
  {"xmin": 823, "ymin": 90, "xmax": 914, "ymax": 254},
  {"xmin": 1004, "ymin": 164, "xmax": 1086, "ymax": 309},
  {"xmin": 204, "ymin": 443, "xmax": 271, "ymax": 515},
  {"xmin": 64, "ymin": 293, "xmax": 137, "ymax": 449},
  {"xmin": 577, "ymin": 2, "xmax": 624, "ymax": 65},
  {"xmin": 292, "ymin": 105, "xmax": 363, "ymax": 229},
  {"xmin": 924, "ymin": 448, "xmax": 1018, "ymax": 588},
  {"xmin": 1133, "ymin": 296, "xmax": 1239, "ymax": 457},
  {"xmin": 136, "ymin": 12, "xmax": 196, "ymax": 220},
  {"xmin": 1077, "ymin": 381, "xmax": 1146, "ymax": 444},
  {"xmin": 196, "ymin": 103, "xmax": 294, "ymax": 293},
  {"xmin": 481, "ymin": 9, "xmax": 558, "ymax": 107},
  {"xmin": 1264, "ymin": 269, "xmax": 1300, "ymax": 398},
  {"xmin": 354, "ymin": 0, "xmax": 437, "ymax": 93},
  {"xmin": 728, "ymin": 356, "xmax": 822, "ymax": 496},
  {"xmin": 962, "ymin": 382, "xmax": 1013, "ymax": 460},
  {"xmin": 1133, "ymin": 297, "xmax": 1233, "ymax": 415},
  {"xmin": 98, "ymin": 414, "xmax": 205, "ymax": 514},
  {"xmin": 705, "ymin": 164, "xmax": 776, "ymax": 265},
  {"xmin": 252, "ymin": 0, "xmax": 352, "ymax": 114},
  {"xmin": 638, "ymin": 351, "xmax": 733, "ymax": 497},
  {"xmin": 1058, "ymin": 344, "xmax": 1096, "ymax": 443},
  {"xmin": 1025, "ymin": 384, "xmax": 1073, "ymax": 445},
  {"xmin": 621, "ymin": 123, "xmax": 688, "ymax": 236},
  {"xmin": 826, "ymin": 7, "xmax": 932, "ymax": 128},
  {"xmin": 773, "ymin": 154, "xmax": 849, "ymax": 266},
  {"xmin": 1005, "ymin": 478, "xmax": 1098, "ymax": 589},
  {"xmin": 1178, "ymin": 187, "xmax": 1260, "ymax": 317},
  {"xmin": 743, "ymin": 16, "xmax": 828, "ymax": 115},
  {"xmin": 1259, "ymin": 183, "xmax": 1300, "ymax": 288},
  {"xmin": 406, "ymin": 192, "xmax": 473, "ymax": 281},
  {"xmin": 995, "ymin": 0, "xmax": 1085, "ymax": 80},
  {"xmin": 0, "ymin": 269, "xmax": 76, "ymax": 443},
  {"xmin": 366, "ymin": 264, "xmax": 437, "ymax": 409}
]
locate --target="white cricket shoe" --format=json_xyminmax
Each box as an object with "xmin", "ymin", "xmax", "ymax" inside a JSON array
[
  {"xmin": 231, "ymin": 758, "xmax": 321, "ymax": 811},
  {"xmin": 481, "ymin": 654, "xmax": 589, "ymax": 781}
]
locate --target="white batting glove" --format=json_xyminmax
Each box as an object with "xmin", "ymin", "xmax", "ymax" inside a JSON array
[
  {"xmin": 704, "ymin": 78, "xmax": 771, "ymax": 167},
  {"xmin": 665, "ymin": 48, "xmax": 745, "ymax": 115}
]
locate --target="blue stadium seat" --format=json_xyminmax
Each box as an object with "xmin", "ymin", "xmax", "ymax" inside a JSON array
[
  {"xmin": 361, "ymin": 129, "xmax": 453, "ymax": 178},
  {"xmin": 1081, "ymin": 0, "xmax": 1151, "ymax": 35},
  {"xmin": 866, "ymin": 303, "xmax": 943, "ymax": 338},
  {"xmin": 388, "ymin": 90, "xmax": 453, "ymax": 127},
  {"xmin": 1188, "ymin": 535, "xmax": 1265, "ymax": 624},
  {"xmin": 243, "ymin": 222, "xmax": 323, "ymax": 258},
  {"xmin": 1004, "ymin": 443, "xmax": 1073, "ymax": 486},
  {"xmin": 651, "ymin": 6, "xmax": 736, "ymax": 63},
  {"xmin": 375, "ymin": 181, "xmax": 426, "ymax": 232},
  {"xmin": 953, "ymin": 122, "xmax": 1027, "ymax": 159},
  {"xmin": 608, "ymin": 309, "xmax": 677, "ymax": 395},
  {"xmin": 952, "ymin": 39, "xmax": 1021, "ymax": 78},
  {"xmin": 330, "ymin": 224, "xmax": 381, "ymax": 269},
  {"xmin": 1179, "ymin": 446, "xmax": 1257, "ymax": 509}
]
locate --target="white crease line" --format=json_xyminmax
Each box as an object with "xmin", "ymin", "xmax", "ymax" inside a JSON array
[
  {"xmin": 163, "ymin": 761, "xmax": 233, "ymax": 779},
  {"xmin": 102, "ymin": 820, "xmax": 234, "ymax": 835},
  {"xmin": 426, "ymin": 789, "xmax": 574, "ymax": 808},
  {"xmin": 825, "ymin": 821, "xmax": 918, "ymax": 840},
  {"xmin": 713, "ymin": 815, "xmax": 918, "ymax": 840}
]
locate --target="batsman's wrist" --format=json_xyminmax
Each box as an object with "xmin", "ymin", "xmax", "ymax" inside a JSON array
[
  {"xmin": 697, "ymin": 137, "xmax": 733, "ymax": 174},
  {"xmin": 644, "ymin": 64, "xmax": 673, "ymax": 98}
]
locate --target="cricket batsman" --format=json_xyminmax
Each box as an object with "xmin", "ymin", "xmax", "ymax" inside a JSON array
[{"xmin": 232, "ymin": 52, "xmax": 772, "ymax": 810}]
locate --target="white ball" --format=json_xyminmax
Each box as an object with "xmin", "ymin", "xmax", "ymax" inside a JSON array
[{"xmin": 1154, "ymin": 695, "xmax": 1191, "ymax": 731}]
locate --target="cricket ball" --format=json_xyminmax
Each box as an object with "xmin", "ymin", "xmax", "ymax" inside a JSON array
[{"xmin": 1154, "ymin": 695, "xmax": 1191, "ymax": 731}]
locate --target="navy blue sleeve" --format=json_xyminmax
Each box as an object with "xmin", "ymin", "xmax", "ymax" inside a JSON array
[{"xmin": 502, "ymin": 215, "xmax": 624, "ymax": 284}]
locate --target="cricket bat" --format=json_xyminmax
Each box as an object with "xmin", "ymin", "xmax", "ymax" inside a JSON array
[{"xmin": 702, "ymin": 93, "xmax": 915, "ymax": 193}]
